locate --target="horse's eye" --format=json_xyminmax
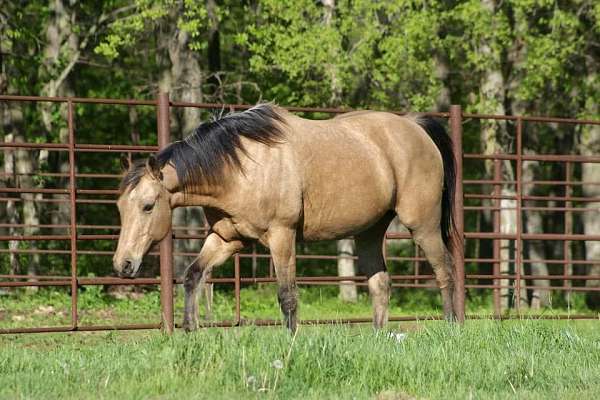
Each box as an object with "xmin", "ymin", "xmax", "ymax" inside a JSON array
[{"xmin": 143, "ymin": 203, "xmax": 155, "ymax": 213}]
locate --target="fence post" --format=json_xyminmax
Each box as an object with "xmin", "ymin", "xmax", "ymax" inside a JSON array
[
  {"xmin": 450, "ymin": 105, "xmax": 465, "ymax": 323},
  {"xmin": 515, "ymin": 117, "xmax": 523, "ymax": 314},
  {"xmin": 234, "ymin": 254, "xmax": 241, "ymax": 326},
  {"xmin": 493, "ymin": 159, "xmax": 502, "ymax": 317},
  {"xmin": 157, "ymin": 91, "xmax": 174, "ymax": 333},
  {"xmin": 67, "ymin": 99, "xmax": 79, "ymax": 330}
]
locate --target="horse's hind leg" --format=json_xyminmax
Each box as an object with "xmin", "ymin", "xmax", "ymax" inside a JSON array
[
  {"xmin": 411, "ymin": 226, "xmax": 455, "ymax": 321},
  {"xmin": 183, "ymin": 233, "xmax": 244, "ymax": 331},
  {"xmin": 267, "ymin": 226, "xmax": 298, "ymax": 333},
  {"xmin": 355, "ymin": 213, "xmax": 394, "ymax": 329}
]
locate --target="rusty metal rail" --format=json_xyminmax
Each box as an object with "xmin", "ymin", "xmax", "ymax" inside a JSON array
[{"xmin": 1, "ymin": 93, "xmax": 599, "ymax": 335}]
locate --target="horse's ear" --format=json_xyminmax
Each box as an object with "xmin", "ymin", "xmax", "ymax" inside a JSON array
[
  {"xmin": 146, "ymin": 155, "xmax": 162, "ymax": 180},
  {"xmin": 120, "ymin": 154, "xmax": 130, "ymax": 172}
]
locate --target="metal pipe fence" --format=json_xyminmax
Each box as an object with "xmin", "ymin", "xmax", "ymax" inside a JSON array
[{"xmin": 1, "ymin": 93, "xmax": 599, "ymax": 334}]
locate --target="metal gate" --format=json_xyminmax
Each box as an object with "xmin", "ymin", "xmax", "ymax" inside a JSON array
[{"xmin": 1, "ymin": 93, "xmax": 599, "ymax": 334}]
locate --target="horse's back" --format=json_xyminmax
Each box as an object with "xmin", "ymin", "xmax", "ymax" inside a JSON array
[{"xmin": 282, "ymin": 111, "xmax": 442, "ymax": 240}]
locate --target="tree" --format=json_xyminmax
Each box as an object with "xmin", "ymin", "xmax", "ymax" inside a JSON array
[
  {"xmin": 243, "ymin": 0, "xmax": 443, "ymax": 110},
  {"xmin": 2, "ymin": 0, "xmax": 599, "ymax": 313}
]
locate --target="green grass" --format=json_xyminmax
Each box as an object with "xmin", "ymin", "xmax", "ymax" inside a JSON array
[
  {"xmin": 1, "ymin": 287, "xmax": 600, "ymax": 399},
  {"xmin": 1, "ymin": 285, "xmax": 596, "ymax": 330},
  {"xmin": 1, "ymin": 320, "xmax": 600, "ymax": 399},
  {"xmin": 3, "ymin": 285, "xmax": 449, "ymax": 329}
]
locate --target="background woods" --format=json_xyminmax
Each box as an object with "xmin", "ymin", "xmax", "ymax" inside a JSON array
[{"xmin": 1, "ymin": 0, "xmax": 599, "ymax": 313}]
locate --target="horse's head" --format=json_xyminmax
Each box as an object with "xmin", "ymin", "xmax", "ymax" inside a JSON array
[{"xmin": 113, "ymin": 155, "xmax": 172, "ymax": 277}]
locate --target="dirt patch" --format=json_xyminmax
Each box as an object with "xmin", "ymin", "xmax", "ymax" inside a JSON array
[
  {"xmin": 394, "ymin": 321, "xmax": 427, "ymax": 333},
  {"xmin": 106, "ymin": 285, "xmax": 147, "ymax": 300},
  {"xmin": 33, "ymin": 305, "xmax": 56, "ymax": 316},
  {"xmin": 375, "ymin": 390, "xmax": 418, "ymax": 400}
]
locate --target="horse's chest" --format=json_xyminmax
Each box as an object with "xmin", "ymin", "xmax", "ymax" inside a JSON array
[{"xmin": 211, "ymin": 216, "xmax": 262, "ymax": 242}]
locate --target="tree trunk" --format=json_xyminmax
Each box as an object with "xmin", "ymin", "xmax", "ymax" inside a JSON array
[
  {"xmin": 506, "ymin": 2, "xmax": 548, "ymax": 309},
  {"xmin": 39, "ymin": 0, "xmax": 78, "ymax": 236},
  {"xmin": 3, "ymin": 133, "xmax": 21, "ymax": 276},
  {"xmin": 206, "ymin": 0, "xmax": 221, "ymax": 95},
  {"xmin": 1, "ymin": 31, "xmax": 21, "ymax": 276},
  {"xmin": 322, "ymin": 0, "xmax": 342, "ymax": 104},
  {"xmin": 581, "ymin": 55, "xmax": 600, "ymax": 308},
  {"xmin": 337, "ymin": 239, "xmax": 357, "ymax": 302},
  {"xmin": 582, "ymin": 125, "xmax": 600, "ymax": 308},
  {"xmin": 13, "ymin": 134, "xmax": 40, "ymax": 288},
  {"xmin": 478, "ymin": 0, "xmax": 527, "ymax": 311},
  {"xmin": 480, "ymin": 63, "xmax": 518, "ymax": 310},
  {"xmin": 522, "ymin": 159, "xmax": 550, "ymax": 309},
  {"xmin": 434, "ymin": 52, "xmax": 451, "ymax": 110},
  {"xmin": 1, "ymin": 14, "xmax": 37, "ymax": 285},
  {"xmin": 2, "ymin": 102, "xmax": 39, "ymax": 286}
]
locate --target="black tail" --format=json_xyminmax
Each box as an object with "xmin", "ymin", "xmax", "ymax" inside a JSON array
[{"xmin": 415, "ymin": 116, "xmax": 457, "ymax": 251}]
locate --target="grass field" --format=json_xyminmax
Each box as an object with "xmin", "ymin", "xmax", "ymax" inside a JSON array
[
  {"xmin": 0, "ymin": 285, "xmax": 464, "ymax": 329},
  {"xmin": 1, "ymin": 287, "xmax": 600, "ymax": 399},
  {"xmin": 2, "ymin": 319, "xmax": 600, "ymax": 399},
  {"xmin": 1, "ymin": 284, "xmax": 595, "ymax": 329}
]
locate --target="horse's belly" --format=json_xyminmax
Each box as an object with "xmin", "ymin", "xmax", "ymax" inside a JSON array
[
  {"xmin": 300, "ymin": 169, "xmax": 394, "ymax": 241},
  {"xmin": 293, "ymin": 123, "xmax": 399, "ymax": 241},
  {"xmin": 301, "ymin": 211, "xmax": 388, "ymax": 241}
]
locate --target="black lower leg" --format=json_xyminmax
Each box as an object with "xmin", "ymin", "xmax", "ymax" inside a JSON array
[
  {"xmin": 278, "ymin": 285, "xmax": 298, "ymax": 331},
  {"xmin": 183, "ymin": 265, "xmax": 203, "ymax": 331}
]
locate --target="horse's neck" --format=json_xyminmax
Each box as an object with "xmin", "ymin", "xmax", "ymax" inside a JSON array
[
  {"xmin": 170, "ymin": 191, "xmax": 221, "ymax": 208},
  {"xmin": 160, "ymin": 164, "xmax": 215, "ymax": 208}
]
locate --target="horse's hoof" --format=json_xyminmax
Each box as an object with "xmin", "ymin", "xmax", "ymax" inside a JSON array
[
  {"xmin": 444, "ymin": 313, "xmax": 457, "ymax": 323},
  {"xmin": 182, "ymin": 320, "xmax": 199, "ymax": 332}
]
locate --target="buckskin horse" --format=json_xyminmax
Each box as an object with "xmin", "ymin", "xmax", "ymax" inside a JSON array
[{"xmin": 113, "ymin": 104, "xmax": 457, "ymax": 332}]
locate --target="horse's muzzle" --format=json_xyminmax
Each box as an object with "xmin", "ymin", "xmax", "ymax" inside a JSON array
[{"xmin": 114, "ymin": 258, "xmax": 142, "ymax": 278}]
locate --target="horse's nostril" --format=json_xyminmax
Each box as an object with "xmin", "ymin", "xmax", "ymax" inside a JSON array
[{"xmin": 122, "ymin": 260, "xmax": 133, "ymax": 275}]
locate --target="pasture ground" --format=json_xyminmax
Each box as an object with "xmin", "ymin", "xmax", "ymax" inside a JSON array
[
  {"xmin": 0, "ymin": 284, "xmax": 595, "ymax": 329},
  {"xmin": 1, "ymin": 287, "xmax": 599, "ymax": 399},
  {"xmin": 2, "ymin": 319, "xmax": 600, "ymax": 399}
]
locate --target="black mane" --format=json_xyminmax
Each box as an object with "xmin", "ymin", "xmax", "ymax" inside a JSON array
[
  {"xmin": 119, "ymin": 159, "xmax": 147, "ymax": 193},
  {"xmin": 120, "ymin": 104, "xmax": 286, "ymax": 193}
]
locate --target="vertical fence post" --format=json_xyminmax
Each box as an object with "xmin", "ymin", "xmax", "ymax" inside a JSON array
[
  {"xmin": 564, "ymin": 161, "xmax": 572, "ymax": 305},
  {"xmin": 234, "ymin": 254, "xmax": 241, "ymax": 325},
  {"xmin": 493, "ymin": 159, "xmax": 502, "ymax": 317},
  {"xmin": 157, "ymin": 91, "xmax": 174, "ymax": 333},
  {"xmin": 450, "ymin": 105, "xmax": 465, "ymax": 323},
  {"xmin": 67, "ymin": 99, "xmax": 78, "ymax": 330},
  {"xmin": 515, "ymin": 117, "xmax": 523, "ymax": 314}
]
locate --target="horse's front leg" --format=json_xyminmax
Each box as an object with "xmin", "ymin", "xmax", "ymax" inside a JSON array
[
  {"xmin": 201, "ymin": 276, "xmax": 214, "ymax": 321},
  {"xmin": 183, "ymin": 233, "xmax": 244, "ymax": 331},
  {"xmin": 267, "ymin": 227, "xmax": 298, "ymax": 333}
]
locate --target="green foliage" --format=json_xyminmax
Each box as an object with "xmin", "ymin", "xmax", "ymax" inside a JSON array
[
  {"xmin": 95, "ymin": 0, "xmax": 175, "ymax": 60},
  {"xmin": 242, "ymin": 0, "xmax": 444, "ymax": 109},
  {"xmin": 4, "ymin": 0, "xmax": 598, "ymax": 113},
  {"xmin": 2, "ymin": 1, "xmax": 600, "ymax": 312}
]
